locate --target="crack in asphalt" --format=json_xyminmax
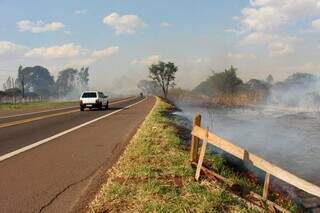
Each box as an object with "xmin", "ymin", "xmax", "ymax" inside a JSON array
[
  {"xmin": 38, "ymin": 157, "xmax": 111, "ymax": 213},
  {"xmin": 37, "ymin": 113, "xmax": 135, "ymax": 213}
]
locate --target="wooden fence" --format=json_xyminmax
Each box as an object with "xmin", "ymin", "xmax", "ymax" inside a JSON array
[{"xmin": 190, "ymin": 114, "xmax": 320, "ymax": 211}]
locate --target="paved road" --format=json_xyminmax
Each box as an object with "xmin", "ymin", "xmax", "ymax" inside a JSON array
[
  {"xmin": 0, "ymin": 96, "xmax": 156, "ymax": 213},
  {"xmin": 0, "ymin": 97, "xmax": 136, "ymax": 156}
]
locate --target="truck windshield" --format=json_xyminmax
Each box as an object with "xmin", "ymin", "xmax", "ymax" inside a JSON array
[{"xmin": 82, "ymin": 92, "xmax": 97, "ymax": 98}]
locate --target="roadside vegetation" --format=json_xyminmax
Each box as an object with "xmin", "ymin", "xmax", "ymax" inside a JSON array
[
  {"xmin": 139, "ymin": 64, "xmax": 320, "ymax": 110},
  {"xmin": 89, "ymin": 97, "xmax": 256, "ymax": 212}
]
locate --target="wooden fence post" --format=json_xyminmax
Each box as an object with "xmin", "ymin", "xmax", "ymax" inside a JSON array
[
  {"xmin": 190, "ymin": 114, "xmax": 201, "ymax": 162},
  {"xmin": 195, "ymin": 128, "xmax": 209, "ymax": 181},
  {"xmin": 263, "ymin": 173, "xmax": 271, "ymax": 199}
]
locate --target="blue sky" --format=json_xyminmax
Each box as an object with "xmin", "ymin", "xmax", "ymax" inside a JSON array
[{"xmin": 1, "ymin": 0, "xmax": 320, "ymax": 93}]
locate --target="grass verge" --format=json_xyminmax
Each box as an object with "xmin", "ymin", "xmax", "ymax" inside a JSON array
[
  {"xmin": 0, "ymin": 100, "xmax": 77, "ymax": 110},
  {"xmin": 89, "ymin": 97, "xmax": 255, "ymax": 212}
]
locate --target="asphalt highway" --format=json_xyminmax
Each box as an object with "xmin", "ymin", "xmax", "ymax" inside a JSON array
[{"xmin": 0, "ymin": 96, "xmax": 156, "ymax": 212}]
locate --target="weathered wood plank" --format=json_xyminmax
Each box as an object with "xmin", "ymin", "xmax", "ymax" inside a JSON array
[
  {"xmin": 191, "ymin": 162, "xmax": 228, "ymax": 182},
  {"xmin": 190, "ymin": 114, "xmax": 201, "ymax": 162},
  {"xmin": 195, "ymin": 128, "xmax": 208, "ymax": 181},
  {"xmin": 263, "ymin": 173, "xmax": 271, "ymax": 199},
  {"xmin": 191, "ymin": 125, "xmax": 320, "ymax": 198},
  {"xmin": 250, "ymin": 192, "xmax": 291, "ymax": 213}
]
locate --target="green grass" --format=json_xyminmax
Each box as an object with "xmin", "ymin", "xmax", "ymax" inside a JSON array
[
  {"xmin": 89, "ymin": 97, "xmax": 256, "ymax": 213},
  {"xmin": 205, "ymin": 152, "xmax": 299, "ymax": 212},
  {"xmin": 0, "ymin": 100, "xmax": 77, "ymax": 110}
]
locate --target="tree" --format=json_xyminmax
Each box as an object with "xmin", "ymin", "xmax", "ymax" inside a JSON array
[
  {"xmin": 148, "ymin": 61, "xmax": 178, "ymax": 98},
  {"xmin": 55, "ymin": 67, "xmax": 90, "ymax": 98},
  {"xmin": 246, "ymin": 79, "xmax": 270, "ymax": 91},
  {"xmin": 55, "ymin": 68, "xmax": 78, "ymax": 97},
  {"xmin": 79, "ymin": 66, "xmax": 89, "ymax": 88},
  {"xmin": 17, "ymin": 65, "xmax": 25, "ymax": 98},
  {"xmin": 16, "ymin": 66, "xmax": 55, "ymax": 98},
  {"xmin": 3, "ymin": 76, "xmax": 15, "ymax": 90},
  {"xmin": 194, "ymin": 66, "xmax": 243, "ymax": 96},
  {"xmin": 266, "ymin": 74, "xmax": 274, "ymax": 84}
]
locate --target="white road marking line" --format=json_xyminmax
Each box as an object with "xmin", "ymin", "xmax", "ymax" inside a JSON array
[
  {"xmin": 0, "ymin": 97, "xmax": 148, "ymax": 162},
  {"xmin": 0, "ymin": 97, "xmax": 134, "ymax": 120}
]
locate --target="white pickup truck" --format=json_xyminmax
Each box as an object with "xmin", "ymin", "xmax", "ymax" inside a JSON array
[{"xmin": 80, "ymin": 91, "xmax": 109, "ymax": 111}]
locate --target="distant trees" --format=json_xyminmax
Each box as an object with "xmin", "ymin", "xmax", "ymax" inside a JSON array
[
  {"xmin": 194, "ymin": 66, "xmax": 243, "ymax": 97},
  {"xmin": 16, "ymin": 66, "xmax": 55, "ymax": 98},
  {"xmin": 79, "ymin": 67, "xmax": 89, "ymax": 87},
  {"xmin": 56, "ymin": 68, "xmax": 78, "ymax": 97},
  {"xmin": 1, "ymin": 76, "xmax": 22, "ymax": 103},
  {"xmin": 55, "ymin": 67, "xmax": 89, "ymax": 98},
  {"xmin": 148, "ymin": 61, "xmax": 178, "ymax": 98},
  {"xmin": 0, "ymin": 65, "xmax": 90, "ymax": 103},
  {"xmin": 272, "ymin": 73, "xmax": 319, "ymax": 107},
  {"xmin": 192, "ymin": 66, "xmax": 275, "ymax": 105},
  {"xmin": 192, "ymin": 66, "xmax": 320, "ymax": 107},
  {"xmin": 266, "ymin": 74, "xmax": 274, "ymax": 84},
  {"xmin": 2, "ymin": 76, "xmax": 16, "ymax": 90},
  {"xmin": 137, "ymin": 80, "xmax": 161, "ymax": 95}
]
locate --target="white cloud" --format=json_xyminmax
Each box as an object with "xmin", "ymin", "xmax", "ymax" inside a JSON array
[
  {"xmin": 17, "ymin": 41, "xmax": 119, "ymax": 67},
  {"xmin": 131, "ymin": 55, "xmax": 161, "ymax": 65},
  {"xmin": 299, "ymin": 18, "xmax": 320, "ymax": 33},
  {"xmin": 17, "ymin": 20, "xmax": 65, "ymax": 33},
  {"xmin": 269, "ymin": 42, "xmax": 294, "ymax": 56},
  {"xmin": 241, "ymin": 6, "xmax": 287, "ymax": 32},
  {"xmin": 191, "ymin": 58, "xmax": 210, "ymax": 64},
  {"xmin": 235, "ymin": 0, "xmax": 320, "ymax": 56},
  {"xmin": 241, "ymin": 32, "xmax": 298, "ymax": 56},
  {"xmin": 0, "ymin": 41, "xmax": 27, "ymax": 55},
  {"xmin": 67, "ymin": 58, "xmax": 97, "ymax": 67},
  {"xmin": 241, "ymin": 0, "xmax": 320, "ymax": 32},
  {"xmin": 91, "ymin": 46, "xmax": 119, "ymax": 59},
  {"xmin": 311, "ymin": 18, "xmax": 320, "ymax": 29},
  {"xmin": 75, "ymin": 9, "xmax": 87, "ymax": 15},
  {"xmin": 227, "ymin": 53, "xmax": 257, "ymax": 59},
  {"xmin": 25, "ymin": 43, "xmax": 83, "ymax": 58},
  {"xmin": 64, "ymin": 30, "xmax": 72, "ymax": 35},
  {"xmin": 225, "ymin": 28, "xmax": 245, "ymax": 34},
  {"xmin": 241, "ymin": 32, "xmax": 272, "ymax": 44},
  {"xmin": 161, "ymin": 22, "xmax": 172, "ymax": 27},
  {"xmin": 280, "ymin": 62, "xmax": 320, "ymax": 73},
  {"xmin": 68, "ymin": 46, "xmax": 120, "ymax": 66},
  {"xmin": 103, "ymin": 12, "xmax": 146, "ymax": 35}
]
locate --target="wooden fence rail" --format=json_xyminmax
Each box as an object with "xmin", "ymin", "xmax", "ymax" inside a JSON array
[{"xmin": 190, "ymin": 114, "xmax": 320, "ymax": 203}]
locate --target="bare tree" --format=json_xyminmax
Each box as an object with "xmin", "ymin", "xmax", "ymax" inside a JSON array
[{"xmin": 3, "ymin": 76, "xmax": 14, "ymax": 90}]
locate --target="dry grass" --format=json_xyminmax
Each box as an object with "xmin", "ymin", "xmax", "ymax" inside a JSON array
[
  {"xmin": 212, "ymin": 92, "xmax": 267, "ymax": 107},
  {"xmin": 88, "ymin": 97, "xmax": 256, "ymax": 213},
  {"xmin": 0, "ymin": 100, "xmax": 77, "ymax": 110}
]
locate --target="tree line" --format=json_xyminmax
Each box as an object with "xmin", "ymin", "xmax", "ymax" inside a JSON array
[
  {"xmin": 1, "ymin": 65, "xmax": 89, "ymax": 103},
  {"xmin": 137, "ymin": 62, "xmax": 319, "ymax": 108},
  {"xmin": 193, "ymin": 66, "xmax": 320, "ymax": 107}
]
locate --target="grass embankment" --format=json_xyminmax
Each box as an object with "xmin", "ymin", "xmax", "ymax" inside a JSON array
[
  {"xmin": 0, "ymin": 101, "xmax": 77, "ymax": 111},
  {"xmin": 89, "ymin": 97, "xmax": 255, "ymax": 212}
]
